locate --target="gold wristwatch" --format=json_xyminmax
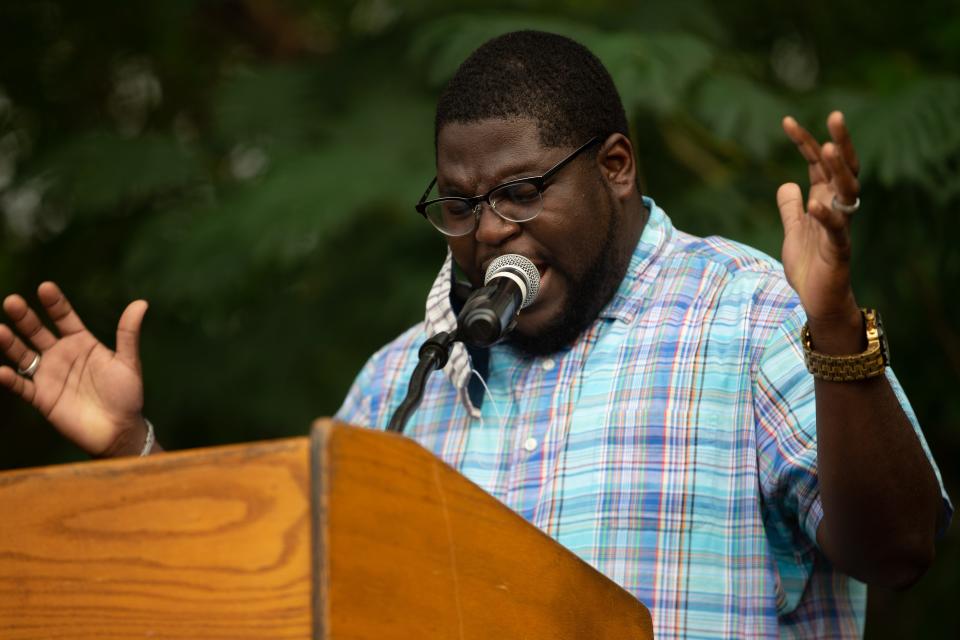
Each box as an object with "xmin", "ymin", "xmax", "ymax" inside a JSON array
[{"xmin": 801, "ymin": 308, "xmax": 889, "ymax": 382}]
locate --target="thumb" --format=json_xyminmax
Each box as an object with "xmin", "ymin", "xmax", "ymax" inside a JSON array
[
  {"xmin": 116, "ymin": 300, "xmax": 148, "ymax": 369},
  {"xmin": 776, "ymin": 182, "xmax": 805, "ymax": 234}
]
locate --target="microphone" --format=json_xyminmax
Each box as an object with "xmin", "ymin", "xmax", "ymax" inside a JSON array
[
  {"xmin": 387, "ymin": 254, "xmax": 539, "ymax": 433},
  {"xmin": 457, "ymin": 254, "xmax": 541, "ymax": 347}
]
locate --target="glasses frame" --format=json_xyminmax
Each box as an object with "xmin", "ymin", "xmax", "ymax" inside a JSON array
[{"xmin": 415, "ymin": 136, "xmax": 601, "ymax": 237}]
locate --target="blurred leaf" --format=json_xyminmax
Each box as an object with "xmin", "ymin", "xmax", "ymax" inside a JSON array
[
  {"xmin": 125, "ymin": 83, "xmax": 434, "ymax": 306},
  {"xmin": 410, "ymin": 14, "xmax": 714, "ymax": 116},
  {"xmin": 693, "ymin": 72, "xmax": 792, "ymax": 159},
  {"xmin": 409, "ymin": 13, "xmax": 608, "ymax": 87},
  {"xmin": 37, "ymin": 130, "xmax": 203, "ymax": 215},
  {"xmin": 854, "ymin": 76, "xmax": 960, "ymax": 200},
  {"xmin": 593, "ymin": 32, "xmax": 714, "ymax": 115},
  {"xmin": 213, "ymin": 65, "xmax": 326, "ymax": 149}
]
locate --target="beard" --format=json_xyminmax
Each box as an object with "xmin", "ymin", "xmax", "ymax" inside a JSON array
[{"xmin": 506, "ymin": 194, "xmax": 631, "ymax": 357}]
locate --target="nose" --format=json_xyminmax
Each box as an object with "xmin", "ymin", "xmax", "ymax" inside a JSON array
[{"xmin": 473, "ymin": 201, "xmax": 521, "ymax": 246}]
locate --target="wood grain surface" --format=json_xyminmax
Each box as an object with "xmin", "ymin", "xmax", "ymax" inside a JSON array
[
  {"xmin": 0, "ymin": 423, "xmax": 652, "ymax": 639},
  {"xmin": 315, "ymin": 420, "xmax": 653, "ymax": 639},
  {"xmin": 0, "ymin": 438, "xmax": 312, "ymax": 639}
]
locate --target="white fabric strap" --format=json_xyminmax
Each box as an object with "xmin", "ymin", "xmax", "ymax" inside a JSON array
[
  {"xmin": 423, "ymin": 251, "xmax": 480, "ymax": 417},
  {"xmin": 140, "ymin": 418, "xmax": 155, "ymax": 456}
]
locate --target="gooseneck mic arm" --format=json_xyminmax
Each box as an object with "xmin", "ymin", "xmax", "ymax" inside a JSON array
[{"xmin": 386, "ymin": 330, "xmax": 458, "ymax": 434}]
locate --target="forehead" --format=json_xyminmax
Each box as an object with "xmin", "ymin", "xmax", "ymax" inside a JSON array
[{"xmin": 436, "ymin": 118, "xmax": 547, "ymax": 189}]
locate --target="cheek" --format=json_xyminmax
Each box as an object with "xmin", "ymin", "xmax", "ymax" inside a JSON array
[{"xmin": 542, "ymin": 206, "xmax": 603, "ymax": 279}]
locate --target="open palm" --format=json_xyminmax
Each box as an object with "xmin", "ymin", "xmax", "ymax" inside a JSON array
[{"xmin": 0, "ymin": 282, "xmax": 148, "ymax": 456}]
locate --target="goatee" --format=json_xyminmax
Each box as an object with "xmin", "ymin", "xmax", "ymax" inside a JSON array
[{"xmin": 507, "ymin": 204, "xmax": 629, "ymax": 357}]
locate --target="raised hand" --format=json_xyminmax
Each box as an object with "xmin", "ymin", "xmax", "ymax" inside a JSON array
[
  {"xmin": 0, "ymin": 282, "xmax": 151, "ymax": 457},
  {"xmin": 777, "ymin": 111, "xmax": 864, "ymax": 351}
]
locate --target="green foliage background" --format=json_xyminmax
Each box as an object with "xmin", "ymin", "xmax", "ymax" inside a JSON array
[{"xmin": 0, "ymin": 1, "xmax": 957, "ymax": 635}]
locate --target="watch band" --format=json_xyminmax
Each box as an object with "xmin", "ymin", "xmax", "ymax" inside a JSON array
[{"xmin": 801, "ymin": 308, "xmax": 889, "ymax": 382}]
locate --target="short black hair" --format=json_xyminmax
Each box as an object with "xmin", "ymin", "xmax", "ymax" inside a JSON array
[{"xmin": 435, "ymin": 30, "xmax": 630, "ymax": 149}]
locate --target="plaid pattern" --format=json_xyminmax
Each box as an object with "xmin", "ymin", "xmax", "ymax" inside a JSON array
[{"xmin": 337, "ymin": 198, "xmax": 950, "ymax": 639}]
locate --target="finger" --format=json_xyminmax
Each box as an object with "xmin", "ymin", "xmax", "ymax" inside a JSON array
[
  {"xmin": 116, "ymin": 300, "xmax": 148, "ymax": 370},
  {"xmin": 827, "ymin": 111, "xmax": 860, "ymax": 177},
  {"xmin": 0, "ymin": 323, "xmax": 41, "ymax": 372},
  {"xmin": 2, "ymin": 294, "xmax": 58, "ymax": 351},
  {"xmin": 776, "ymin": 182, "xmax": 806, "ymax": 232},
  {"xmin": 37, "ymin": 281, "xmax": 87, "ymax": 337},
  {"xmin": 0, "ymin": 365, "xmax": 36, "ymax": 403},
  {"xmin": 808, "ymin": 198, "xmax": 850, "ymax": 251},
  {"xmin": 823, "ymin": 142, "xmax": 860, "ymax": 206},
  {"xmin": 782, "ymin": 116, "xmax": 831, "ymax": 183}
]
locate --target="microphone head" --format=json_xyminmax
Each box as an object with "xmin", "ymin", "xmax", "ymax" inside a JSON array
[{"xmin": 484, "ymin": 254, "xmax": 541, "ymax": 309}]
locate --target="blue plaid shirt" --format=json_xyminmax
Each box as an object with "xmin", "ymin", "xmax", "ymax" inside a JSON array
[{"xmin": 337, "ymin": 198, "xmax": 951, "ymax": 639}]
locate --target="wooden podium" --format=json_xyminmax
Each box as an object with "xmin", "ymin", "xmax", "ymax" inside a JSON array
[{"xmin": 0, "ymin": 420, "xmax": 652, "ymax": 638}]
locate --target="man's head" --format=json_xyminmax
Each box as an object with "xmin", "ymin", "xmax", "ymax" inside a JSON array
[{"xmin": 431, "ymin": 31, "xmax": 646, "ymax": 355}]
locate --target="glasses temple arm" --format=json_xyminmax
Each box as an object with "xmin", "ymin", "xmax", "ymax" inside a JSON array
[
  {"xmin": 417, "ymin": 177, "xmax": 438, "ymax": 207},
  {"xmin": 540, "ymin": 136, "xmax": 602, "ymax": 183}
]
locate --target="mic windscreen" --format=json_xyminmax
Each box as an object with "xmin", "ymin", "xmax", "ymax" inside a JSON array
[{"xmin": 484, "ymin": 254, "xmax": 541, "ymax": 308}]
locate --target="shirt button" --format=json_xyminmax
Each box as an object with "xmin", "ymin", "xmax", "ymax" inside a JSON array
[
  {"xmin": 541, "ymin": 358, "xmax": 555, "ymax": 371},
  {"xmin": 523, "ymin": 437, "xmax": 538, "ymax": 452}
]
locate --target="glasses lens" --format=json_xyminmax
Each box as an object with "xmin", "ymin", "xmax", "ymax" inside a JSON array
[
  {"xmin": 424, "ymin": 199, "xmax": 475, "ymax": 236},
  {"xmin": 490, "ymin": 182, "xmax": 542, "ymax": 222}
]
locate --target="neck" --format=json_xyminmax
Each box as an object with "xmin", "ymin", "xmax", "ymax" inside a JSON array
[{"xmin": 617, "ymin": 191, "xmax": 649, "ymax": 265}]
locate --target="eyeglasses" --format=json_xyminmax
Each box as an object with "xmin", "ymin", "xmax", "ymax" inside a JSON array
[{"xmin": 415, "ymin": 136, "xmax": 601, "ymax": 237}]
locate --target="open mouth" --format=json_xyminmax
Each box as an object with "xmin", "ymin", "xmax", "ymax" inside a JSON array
[{"xmin": 528, "ymin": 265, "xmax": 550, "ymax": 307}]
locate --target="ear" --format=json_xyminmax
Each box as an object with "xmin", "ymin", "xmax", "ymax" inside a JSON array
[{"xmin": 596, "ymin": 133, "xmax": 637, "ymax": 202}]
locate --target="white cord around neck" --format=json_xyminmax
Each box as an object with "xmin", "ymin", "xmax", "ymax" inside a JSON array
[{"xmin": 469, "ymin": 367, "xmax": 506, "ymax": 432}]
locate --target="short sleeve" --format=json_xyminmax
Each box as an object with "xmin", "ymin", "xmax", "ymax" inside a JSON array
[
  {"xmin": 752, "ymin": 305, "xmax": 822, "ymax": 613},
  {"xmin": 752, "ymin": 302, "xmax": 954, "ymax": 612},
  {"xmin": 753, "ymin": 305, "xmax": 822, "ymax": 540}
]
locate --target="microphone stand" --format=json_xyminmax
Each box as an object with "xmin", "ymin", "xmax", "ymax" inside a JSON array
[{"xmin": 386, "ymin": 330, "xmax": 458, "ymax": 434}]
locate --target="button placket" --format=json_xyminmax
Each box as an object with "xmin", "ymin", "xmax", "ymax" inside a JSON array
[{"xmin": 518, "ymin": 357, "xmax": 559, "ymax": 457}]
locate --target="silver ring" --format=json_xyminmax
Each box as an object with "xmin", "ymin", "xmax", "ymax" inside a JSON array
[
  {"xmin": 17, "ymin": 353, "xmax": 41, "ymax": 378},
  {"xmin": 831, "ymin": 195, "xmax": 860, "ymax": 214}
]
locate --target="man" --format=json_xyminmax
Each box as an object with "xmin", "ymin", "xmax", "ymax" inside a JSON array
[{"xmin": 0, "ymin": 31, "xmax": 951, "ymax": 638}]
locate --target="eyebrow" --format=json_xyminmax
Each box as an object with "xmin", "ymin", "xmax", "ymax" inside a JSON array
[{"xmin": 438, "ymin": 158, "xmax": 544, "ymax": 197}]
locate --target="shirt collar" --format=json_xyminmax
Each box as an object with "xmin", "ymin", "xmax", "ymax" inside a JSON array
[{"xmin": 598, "ymin": 196, "xmax": 672, "ymax": 323}]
